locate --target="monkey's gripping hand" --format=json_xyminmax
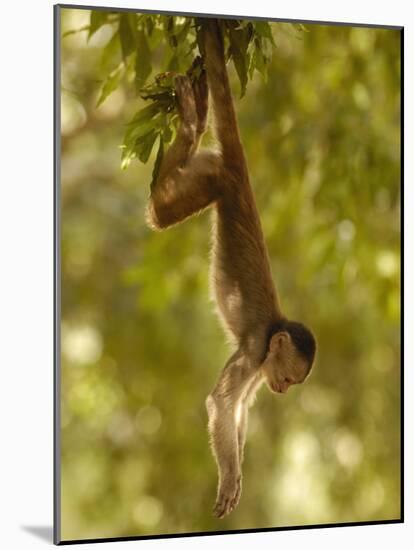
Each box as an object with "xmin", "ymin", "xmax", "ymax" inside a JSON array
[{"xmin": 214, "ymin": 471, "xmax": 242, "ymax": 519}]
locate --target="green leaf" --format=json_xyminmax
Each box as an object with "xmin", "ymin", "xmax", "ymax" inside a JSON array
[
  {"xmin": 124, "ymin": 113, "xmax": 164, "ymax": 145},
  {"xmin": 163, "ymin": 16, "xmax": 178, "ymax": 48},
  {"xmin": 88, "ymin": 10, "xmax": 108, "ymax": 41},
  {"xmin": 253, "ymin": 38, "xmax": 268, "ymax": 80},
  {"xmin": 96, "ymin": 66, "xmax": 122, "ymax": 107},
  {"xmin": 119, "ymin": 13, "xmax": 136, "ymax": 61},
  {"xmin": 163, "ymin": 124, "xmax": 173, "ymax": 144},
  {"xmin": 135, "ymin": 131, "xmax": 158, "ymax": 163},
  {"xmin": 120, "ymin": 147, "xmax": 135, "ymax": 170},
  {"xmin": 195, "ymin": 20, "xmax": 205, "ymax": 57},
  {"xmin": 121, "ymin": 106, "xmax": 161, "ymax": 170},
  {"xmin": 167, "ymin": 53, "xmax": 180, "ymax": 72},
  {"xmin": 150, "ymin": 136, "xmax": 164, "ymax": 188},
  {"xmin": 253, "ymin": 21, "xmax": 276, "ymax": 46},
  {"xmin": 63, "ymin": 25, "xmax": 89, "ymax": 39},
  {"xmin": 135, "ymin": 30, "xmax": 152, "ymax": 90},
  {"xmin": 228, "ymin": 27, "xmax": 250, "ymax": 97},
  {"xmin": 147, "ymin": 26, "xmax": 164, "ymax": 49},
  {"xmin": 234, "ymin": 20, "xmax": 251, "ymax": 30},
  {"xmin": 139, "ymin": 78, "xmax": 176, "ymax": 111},
  {"xmin": 233, "ymin": 54, "xmax": 247, "ymax": 97},
  {"xmin": 248, "ymin": 49, "xmax": 256, "ymax": 80},
  {"xmin": 145, "ymin": 17, "xmax": 154, "ymax": 36},
  {"xmin": 100, "ymin": 30, "xmax": 121, "ymax": 73},
  {"xmin": 174, "ymin": 19, "xmax": 191, "ymax": 45},
  {"xmin": 127, "ymin": 103, "xmax": 159, "ymax": 127}
]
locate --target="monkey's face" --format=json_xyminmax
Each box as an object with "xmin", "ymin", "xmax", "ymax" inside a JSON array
[{"xmin": 261, "ymin": 331, "xmax": 309, "ymax": 394}]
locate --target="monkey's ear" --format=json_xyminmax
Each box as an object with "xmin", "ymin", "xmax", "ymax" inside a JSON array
[{"xmin": 269, "ymin": 331, "xmax": 290, "ymax": 353}]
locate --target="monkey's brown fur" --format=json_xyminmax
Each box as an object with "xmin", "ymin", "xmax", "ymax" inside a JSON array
[{"xmin": 146, "ymin": 18, "xmax": 316, "ymax": 518}]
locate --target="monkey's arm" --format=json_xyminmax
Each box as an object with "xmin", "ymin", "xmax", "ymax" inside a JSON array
[
  {"xmin": 206, "ymin": 353, "xmax": 253, "ymax": 518},
  {"xmin": 237, "ymin": 371, "xmax": 263, "ymax": 466},
  {"xmin": 206, "ymin": 395, "xmax": 241, "ymax": 518},
  {"xmin": 237, "ymin": 405, "xmax": 248, "ymax": 467}
]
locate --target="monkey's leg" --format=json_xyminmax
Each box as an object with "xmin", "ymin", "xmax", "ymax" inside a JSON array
[
  {"xmin": 191, "ymin": 62, "xmax": 209, "ymax": 136},
  {"xmin": 206, "ymin": 355, "xmax": 252, "ymax": 518},
  {"xmin": 202, "ymin": 19, "xmax": 246, "ymax": 167},
  {"xmin": 146, "ymin": 149, "xmax": 221, "ymax": 229},
  {"xmin": 237, "ymin": 405, "xmax": 248, "ymax": 467},
  {"xmin": 156, "ymin": 75, "xmax": 199, "ymax": 181},
  {"xmin": 146, "ymin": 74, "xmax": 221, "ymax": 230}
]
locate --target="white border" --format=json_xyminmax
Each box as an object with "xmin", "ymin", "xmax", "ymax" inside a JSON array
[{"xmin": 0, "ymin": 1, "xmax": 409, "ymax": 549}]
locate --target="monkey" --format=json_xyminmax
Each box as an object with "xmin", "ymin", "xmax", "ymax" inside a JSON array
[{"xmin": 145, "ymin": 18, "xmax": 316, "ymax": 518}]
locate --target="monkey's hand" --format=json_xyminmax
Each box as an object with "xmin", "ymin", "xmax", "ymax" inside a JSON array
[
  {"xmin": 174, "ymin": 75, "xmax": 197, "ymax": 130},
  {"xmin": 214, "ymin": 472, "xmax": 242, "ymax": 518}
]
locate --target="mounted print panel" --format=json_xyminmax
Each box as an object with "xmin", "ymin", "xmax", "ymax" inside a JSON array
[{"xmin": 54, "ymin": 4, "xmax": 402, "ymax": 544}]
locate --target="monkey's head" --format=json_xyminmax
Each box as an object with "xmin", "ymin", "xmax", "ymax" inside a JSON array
[{"xmin": 261, "ymin": 319, "xmax": 316, "ymax": 394}]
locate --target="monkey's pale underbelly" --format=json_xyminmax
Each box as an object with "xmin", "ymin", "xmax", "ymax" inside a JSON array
[{"xmin": 210, "ymin": 214, "xmax": 278, "ymax": 341}]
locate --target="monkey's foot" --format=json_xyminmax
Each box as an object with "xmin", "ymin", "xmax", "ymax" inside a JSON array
[
  {"xmin": 192, "ymin": 69, "xmax": 208, "ymax": 134},
  {"xmin": 174, "ymin": 75, "xmax": 197, "ymax": 128},
  {"xmin": 213, "ymin": 475, "xmax": 242, "ymax": 519},
  {"xmin": 187, "ymin": 56, "xmax": 208, "ymax": 134}
]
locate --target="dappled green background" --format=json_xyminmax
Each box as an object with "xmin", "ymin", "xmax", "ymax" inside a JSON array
[{"xmin": 60, "ymin": 8, "xmax": 401, "ymax": 541}]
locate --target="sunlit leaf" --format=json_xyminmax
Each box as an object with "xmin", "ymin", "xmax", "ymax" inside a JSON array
[
  {"xmin": 253, "ymin": 38, "xmax": 268, "ymax": 80},
  {"xmin": 163, "ymin": 124, "xmax": 173, "ymax": 144},
  {"xmin": 163, "ymin": 16, "xmax": 178, "ymax": 48},
  {"xmin": 135, "ymin": 130, "xmax": 158, "ymax": 163},
  {"xmin": 127, "ymin": 103, "xmax": 159, "ymax": 127},
  {"xmin": 174, "ymin": 19, "xmax": 191, "ymax": 45},
  {"xmin": 100, "ymin": 30, "xmax": 121, "ymax": 73},
  {"xmin": 253, "ymin": 21, "xmax": 276, "ymax": 46},
  {"xmin": 167, "ymin": 53, "xmax": 180, "ymax": 72},
  {"xmin": 228, "ymin": 26, "xmax": 250, "ymax": 97},
  {"xmin": 135, "ymin": 30, "xmax": 152, "ymax": 90},
  {"xmin": 150, "ymin": 136, "xmax": 164, "ymax": 188},
  {"xmin": 88, "ymin": 11, "xmax": 108, "ymax": 40},
  {"xmin": 96, "ymin": 66, "xmax": 122, "ymax": 107},
  {"xmin": 119, "ymin": 13, "xmax": 136, "ymax": 61}
]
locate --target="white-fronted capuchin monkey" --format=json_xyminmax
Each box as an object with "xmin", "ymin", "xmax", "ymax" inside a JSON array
[{"xmin": 146, "ymin": 18, "xmax": 316, "ymax": 518}]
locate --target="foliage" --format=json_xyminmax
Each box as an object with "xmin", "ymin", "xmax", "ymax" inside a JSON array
[
  {"xmin": 60, "ymin": 7, "xmax": 401, "ymax": 542},
  {"xmin": 68, "ymin": 11, "xmax": 293, "ymax": 176}
]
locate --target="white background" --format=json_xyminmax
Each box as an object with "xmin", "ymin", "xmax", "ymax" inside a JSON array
[{"xmin": 0, "ymin": 0, "xmax": 410, "ymax": 548}]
